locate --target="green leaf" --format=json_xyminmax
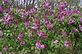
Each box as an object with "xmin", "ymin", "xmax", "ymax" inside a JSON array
[
  {"xmin": 0, "ymin": 13, "xmax": 3, "ymax": 17},
  {"xmin": 49, "ymin": 16, "xmax": 54, "ymax": 20}
]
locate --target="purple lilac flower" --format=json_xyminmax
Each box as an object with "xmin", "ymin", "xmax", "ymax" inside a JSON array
[
  {"xmin": 64, "ymin": 40, "xmax": 72, "ymax": 48},
  {"xmin": 80, "ymin": 25, "xmax": 82, "ymax": 32},
  {"xmin": 73, "ymin": 28, "xmax": 78, "ymax": 33},
  {"xmin": 36, "ymin": 40, "xmax": 45, "ymax": 49},
  {"xmin": 75, "ymin": 9, "xmax": 80, "ymax": 14},
  {"xmin": 37, "ymin": 30, "xmax": 47, "ymax": 38},
  {"xmin": 68, "ymin": 18, "xmax": 75, "ymax": 25},
  {"xmin": 3, "ymin": 47, "xmax": 7, "ymax": 52},
  {"xmin": 17, "ymin": 32, "xmax": 23, "ymax": 40},
  {"xmin": 34, "ymin": 18, "xmax": 40, "ymax": 26},
  {"xmin": 58, "ymin": 2, "xmax": 67, "ymax": 11},
  {"xmin": 32, "ymin": 18, "xmax": 40, "ymax": 29},
  {"xmin": 48, "ymin": 3, "xmax": 54, "ymax": 10},
  {"xmin": 65, "ymin": 10, "xmax": 71, "ymax": 16},
  {"xmin": 53, "ymin": 40, "xmax": 59, "ymax": 45},
  {"xmin": 29, "ymin": 34, "xmax": 33, "ymax": 39},
  {"xmin": 58, "ymin": 16, "xmax": 65, "ymax": 22},
  {"xmin": 27, "ymin": 8, "xmax": 36, "ymax": 15},
  {"xmin": 46, "ymin": 21, "xmax": 51, "ymax": 30},
  {"xmin": 58, "ymin": 10, "xmax": 68, "ymax": 22},
  {"xmin": 42, "ymin": 0, "xmax": 49, "ymax": 9},
  {"xmin": 0, "ymin": 5, "xmax": 3, "ymax": 13},
  {"xmin": 43, "ymin": 18, "xmax": 51, "ymax": 30},
  {"xmin": 8, "ymin": 6, "xmax": 13, "ymax": 15},
  {"xmin": 25, "ymin": 20, "xmax": 30, "ymax": 28},
  {"xmin": 79, "ymin": 18, "xmax": 82, "ymax": 23},
  {"xmin": 31, "ymin": 26, "xmax": 38, "ymax": 30},
  {"xmin": 3, "ymin": 15, "xmax": 12, "ymax": 25},
  {"xmin": 4, "ymin": 0, "xmax": 8, "ymax": 4},
  {"xmin": 20, "ymin": 41, "xmax": 25, "ymax": 46}
]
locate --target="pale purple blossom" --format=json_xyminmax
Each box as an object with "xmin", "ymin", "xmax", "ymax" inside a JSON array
[
  {"xmin": 25, "ymin": 20, "xmax": 30, "ymax": 28},
  {"xmin": 53, "ymin": 40, "xmax": 59, "ymax": 45},
  {"xmin": 75, "ymin": 9, "xmax": 80, "ymax": 14},
  {"xmin": 73, "ymin": 28, "xmax": 78, "ymax": 33},
  {"xmin": 42, "ymin": 0, "xmax": 49, "ymax": 9},
  {"xmin": 29, "ymin": 34, "xmax": 33, "ymax": 39},
  {"xmin": 3, "ymin": 15, "xmax": 12, "ymax": 25},
  {"xmin": 46, "ymin": 21, "xmax": 51, "ymax": 30},
  {"xmin": 4, "ymin": 0, "xmax": 8, "ymax": 4},
  {"xmin": 0, "ymin": 5, "xmax": 3, "ymax": 13},
  {"xmin": 58, "ymin": 2, "xmax": 67, "ymax": 11},
  {"xmin": 17, "ymin": 33, "xmax": 23, "ymax": 40},
  {"xmin": 64, "ymin": 40, "xmax": 72, "ymax": 48},
  {"xmin": 20, "ymin": 41, "xmax": 25, "ymax": 46},
  {"xmin": 32, "ymin": 18, "xmax": 40, "ymax": 29},
  {"xmin": 36, "ymin": 40, "xmax": 45, "ymax": 49},
  {"xmin": 37, "ymin": 30, "xmax": 47, "ymax": 38},
  {"xmin": 68, "ymin": 18, "xmax": 75, "ymax": 25},
  {"xmin": 8, "ymin": 6, "xmax": 13, "ymax": 15},
  {"xmin": 3, "ymin": 47, "xmax": 7, "ymax": 52},
  {"xmin": 80, "ymin": 25, "xmax": 82, "ymax": 32},
  {"xmin": 79, "ymin": 18, "xmax": 82, "ymax": 23}
]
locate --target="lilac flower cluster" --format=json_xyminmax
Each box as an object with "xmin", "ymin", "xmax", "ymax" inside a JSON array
[
  {"xmin": 17, "ymin": 32, "xmax": 25, "ymax": 46},
  {"xmin": 0, "ymin": 5, "xmax": 4, "ymax": 13},
  {"xmin": 64, "ymin": 40, "xmax": 72, "ymax": 48},
  {"xmin": 17, "ymin": 32, "xmax": 23, "ymax": 40},
  {"xmin": 1, "ymin": 0, "xmax": 82, "ymax": 53},
  {"xmin": 37, "ymin": 30, "xmax": 47, "ymax": 39},
  {"xmin": 4, "ymin": 0, "xmax": 8, "ymax": 4},
  {"xmin": 36, "ymin": 40, "xmax": 45, "ymax": 49}
]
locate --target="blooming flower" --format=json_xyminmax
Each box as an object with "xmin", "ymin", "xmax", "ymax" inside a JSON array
[
  {"xmin": 4, "ymin": 0, "xmax": 8, "ymax": 4},
  {"xmin": 79, "ymin": 18, "xmax": 82, "ymax": 23},
  {"xmin": 73, "ymin": 28, "xmax": 78, "ymax": 33},
  {"xmin": 37, "ymin": 30, "xmax": 47, "ymax": 38},
  {"xmin": 36, "ymin": 40, "xmax": 45, "ymax": 49},
  {"xmin": 58, "ymin": 16, "xmax": 65, "ymax": 22},
  {"xmin": 0, "ymin": 5, "xmax": 3, "ymax": 13},
  {"xmin": 46, "ymin": 21, "xmax": 51, "ymax": 30},
  {"xmin": 68, "ymin": 18, "xmax": 75, "ymax": 25},
  {"xmin": 42, "ymin": 0, "xmax": 49, "ymax": 9},
  {"xmin": 32, "ymin": 18, "xmax": 40, "ymax": 29},
  {"xmin": 3, "ymin": 15, "xmax": 12, "ymax": 25},
  {"xmin": 75, "ymin": 9, "xmax": 80, "ymax": 14},
  {"xmin": 8, "ymin": 6, "xmax": 13, "ymax": 15},
  {"xmin": 58, "ymin": 2, "xmax": 67, "ymax": 11},
  {"xmin": 64, "ymin": 40, "xmax": 72, "ymax": 48},
  {"xmin": 3, "ymin": 47, "xmax": 7, "ymax": 52},
  {"xmin": 17, "ymin": 33, "xmax": 23, "ymax": 40},
  {"xmin": 53, "ymin": 40, "xmax": 59, "ymax": 45},
  {"xmin": 43, "ymin": 18, "xmax": 52, "ymax": 30},
  {"xmin": 27, "ymin": 8, "xmax": 37, "ymax": 15},
  {"xmin": 25, "ymin": 20, "xmax": 30, "ymax": 28},
  {"xmin": 20, "ymin": 41, "xmax": 25, "ymax": 46},
  {"xmin": 80, "ymin": 25, "xmax": 82, "ymax": 32},
  {"xmin": 29, "ymin": 34, "xmax": 33, "ymax": 39}
]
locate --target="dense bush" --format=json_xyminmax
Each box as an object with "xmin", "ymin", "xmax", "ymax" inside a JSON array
[{"xmin": 0, "ymin": 0, "xmax": 82, "ymax": 54}]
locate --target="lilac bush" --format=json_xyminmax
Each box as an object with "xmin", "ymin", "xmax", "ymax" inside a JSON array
[{"xmin": 0, "ymin": 0, "xmax": 82, "ymax": 54}]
